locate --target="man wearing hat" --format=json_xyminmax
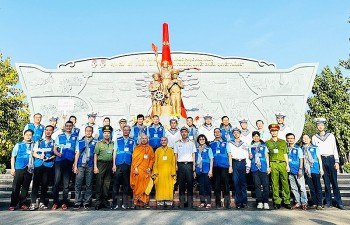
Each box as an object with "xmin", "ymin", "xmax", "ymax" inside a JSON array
[
  {"xmin": 228, "ymin": 127, "xmax": 251, "ymax": 209},
  {"xmin": 98, "ymin": 117, "xmax": 113, "ymax": 141},
  {"xmin": 23, "ymin": 113, "xmax": 45, "ymax": 143},
  {"xmin": 112, "ymin": 117, "xmax": 128, "ymax": 141},
  {"xmin": 239, "ymin": 117, "xmax": 253, "ymax": 145},
  {"xmin": 275, "ymin": 112, "xmax": 292, "ymax": 141},
  {"xmin": 165, "ymin": 117, "xmax": 181, "ymax": 148},
  {"xmin": 93, "ymin": 125, "xmax": 114, "ymax": 210},
  {"xmin": 79, "ymin": 112, "xmax": 99, "ymax": 139},
  {"xmin": 52, "ymin": 121, "xmax": 78, "ymax": 210},
  {"xmin": 265, "ymin": 124, "xmax": 291, "ymax": 209},
  {"xmin": 198, "ymin": 114, "xmax": 216, "ymax": 142},
  {"xmin": 174, "ymin": 126, "xmax": 197, "ymax": 209},
  {"xmin": 312, "ymin": 118, "xmax": 343, "ymax": 209},
  {"xmin": 49, "ymin": 115, "xmax": 61, "ymax": 140}
]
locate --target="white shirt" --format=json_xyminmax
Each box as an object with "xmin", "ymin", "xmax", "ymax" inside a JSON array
[
  {"xmin": 312, "ymin": 133, "xmax": 339, "ymax": 163},
  {"xmin": 240, "ymin": 129, "xmax": 252, "ymax": 145},
  {"xmin": 278, "ymin": 124, "xmax": 292, "ymax": 140},
  {"xmin": 165, "ymin": 128, "xmax": 181, "ymax": 148},
  {"xmin": 228, "ymin": 140, "xmax": 251, "ymax": 167},
  {"xmin": 174, "ymin": 139, "xmax": 197, "ymax": 162},
  {"xmin": 112, "ymin": 129, "xmax": 123, "ymax": 142},
  {"xmin": 198, "ymin": 124, "xmax": 216, "ymax": 142}
]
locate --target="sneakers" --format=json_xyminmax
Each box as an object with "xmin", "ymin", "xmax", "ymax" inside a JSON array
[
  {"xmin": 39, "ymin": 203, "xmax": 48, "ymax": 210},
  {"xmin": 73, "ymin": 204, "xmax": 81, "ymax": 210},
  {"xmin": 121, "ymin": 204, "xmax": 127, "ymax": 209},
  {"xmin": 9, "ymin": 206, "xmax": 15, "ymax": 211},
  {"xmin": 111, "ymin": 204, "xmax": 118, "ymax": 210},
  {"xmin": 29, "ymin": 203, "xmax": 37, "ymax": 211},
  {"xmin": 316, "ymin": 205, "xmax": 324, "ymax": 210},
  {"xmin": 257, "ymin": 203, "xmax": 263, "ymax": 209},
  {"xmin": 83, "ymin": 204, "xmax": 90, "ymax": 210},
  {"xmin": 263, "ymin": 203, "xmax": 270, "ymax": 210}
]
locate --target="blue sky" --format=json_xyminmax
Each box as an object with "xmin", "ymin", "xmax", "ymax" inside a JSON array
[{"xmin": 0, "ymin": 0, "xmax": 349, "ymax": 71}]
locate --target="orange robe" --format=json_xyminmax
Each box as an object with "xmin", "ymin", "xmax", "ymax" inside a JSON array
[{"xmin": 130, "ymin": 144, "xmax": 155, "ymax": 205}]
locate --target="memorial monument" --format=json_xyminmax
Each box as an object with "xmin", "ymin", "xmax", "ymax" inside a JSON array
[{"xmin": 16, "ymin": 23, "xmax": 318, "ymax": 140}]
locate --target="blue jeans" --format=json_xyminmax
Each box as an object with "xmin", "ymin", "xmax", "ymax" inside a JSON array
[
  {"xmin": 306, "ymin": 173, "xmax": 323, "ymax": 206},
  {"xmin": 75, "ymin": 165, "xmax": 93, "ymax": 206},
  {"xmin": 53, "ymin": 160, "xmax": 73, "ymax": 205},
  {"xmin": 288, "ymin": 174, "xmax": 307, "ymax": 205},
  {"xmin": 322, "ymin": 156, "xmax": 343, "ymax": 206},
  {"xmin": 252, "ymin": 171, "xmax": 269, "ymax": 203},
  {"xmin": 232, "ymin": 159, "xmax": 247, "ymax": 205},
  {"xmin": 197, "ymin": 173, "xmax": 211, "ymax": 204}
]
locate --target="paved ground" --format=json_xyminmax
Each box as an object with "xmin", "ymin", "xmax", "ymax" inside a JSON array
[{"xmin": 0, "ymin": 207, "xmax": 349, "ymax": 225}]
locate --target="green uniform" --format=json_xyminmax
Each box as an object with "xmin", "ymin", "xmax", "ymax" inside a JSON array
[
  {"xmin": 94, "ymin": 140, "xmax": 114, "ymax": 207},
  {"xmin": 266, "ymin": 138, "xmax": 291, "ymax": 205}
]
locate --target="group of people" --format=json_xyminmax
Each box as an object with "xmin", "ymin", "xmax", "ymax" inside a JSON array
[{"xmin": 8, "ymin": 111, "xmax": 345, "ymax": 211}]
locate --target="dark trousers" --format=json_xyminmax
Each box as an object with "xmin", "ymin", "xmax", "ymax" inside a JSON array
[
  {"xmin": 95, "ymin": 161, "xmax": 112, "ymax": 207},
  {"xmin": 75, "ymin": 165, "xmax": 93, "ymax": 206},
  {"xmin": 177, "ymin": 162, "xmax": 194, "ymax": 202},
  {"xmin": 252, "ymin": 171, "xmax": 269, "ymax": 204},
  {"xmin": 197, "ymin": 173, "xmax": 211, "ymax": 204},
  {"xmin": 10, "ymin": 168, "xmax": 33, "ymax": 207},
  {"xmin": 306, "ymin": 173, "xmax": 323, "ymax": 206},
  {"xmin": 213, "ymin": 166, "xmax": 230, "ymax": 204},
  {"xmin": 322, "ymin": 156, "xmax": 342, "ymax": 206},
  {"xmin": 53, "ymin": 159, "xmax": 73, "ymax": 205},
  {"xmin": 232, "ymin": 159, "xmax": 247, "ymax": 205},
  {"xmin": 112, "ymin": 163, "xmax": 131, "ymax": 207},
  {"xmin": 31, "ymin": 165, "xmax": 51, "ymax": 204}
]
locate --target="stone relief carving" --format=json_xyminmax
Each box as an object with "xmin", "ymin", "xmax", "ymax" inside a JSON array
[{"xmin": 16, "ymin": 52, "xmax": 317, "ymax": 139}]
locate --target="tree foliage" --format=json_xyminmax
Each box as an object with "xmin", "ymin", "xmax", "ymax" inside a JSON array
[
  {"xmin": 307, "ymin": 66, "xmax": 350, "ymax": 161},
  {"xmin": 0, "ymin": 52, "xmax": 29, "ymax": 166}
]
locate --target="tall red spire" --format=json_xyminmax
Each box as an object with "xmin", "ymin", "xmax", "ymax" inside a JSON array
[{"xmin": 161, "ymin": 23, "xmax": 173, "ymax": 66}]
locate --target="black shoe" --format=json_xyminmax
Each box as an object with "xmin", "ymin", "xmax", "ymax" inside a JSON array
[
  {"xmin": 73, "ymin": 204, "xmax": 80, "ymax": 210},
  {"xmin": 274, "ymin": 204, "xmax": 281, "ymax": 209},
  {"xmin": 236, "ymin": 205, "xmax": 241, "ymax": 209},
  {"xmin": 337, "ymin": 204, "xmax": 345, "ymax": 210},
  {"xmin": 95, "ymin": 205, "xmax": 101, "ymax": 210},
  {"xmin": 83, "ymin": 204, "xmax": 90, "ymax": 210},
  {"xmin": 285, "ymin": 204, "xmax": 292, "ymax": 209}
]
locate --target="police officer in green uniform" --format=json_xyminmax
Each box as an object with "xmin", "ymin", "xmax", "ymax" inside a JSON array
[
  {"xmin": 265, "ymin": 124, "xmax": 291, "ymax": 209},
  {"xmin": 94, "ymin": 125, "xmax": 114, "ymax": 210}
]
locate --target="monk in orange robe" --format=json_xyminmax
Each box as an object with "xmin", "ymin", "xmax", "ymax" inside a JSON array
[{"xmin": 130, "ymin": 134, "xmax": 155, "ymax": 207}]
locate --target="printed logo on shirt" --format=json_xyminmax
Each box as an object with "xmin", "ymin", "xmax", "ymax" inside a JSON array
[
  {"xmin": 293, "ymin": 150, "xmax": 297, "ymax": 154},
  {"xmin": 221, "ymin": 143, "xmax": 225, "ymax": 147}
]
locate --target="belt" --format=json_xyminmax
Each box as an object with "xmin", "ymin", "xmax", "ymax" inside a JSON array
[
  {"xmin": 271, "ymin": 160, "xmax": 286, "ymax": 163},
  {"xmin": 233, "ymin": 158, "xmax": 246, "ymax": 162},
  {"xmin": 98, "ymin": 160, "xmax": 112, "ymax": 163},
  {"xmin": 321, "ymin": 155, "xmax": 334, "ymax": 158},
  {"xmin": 178, "ymin": 162, "xmax": 193, "ymax": 164}
]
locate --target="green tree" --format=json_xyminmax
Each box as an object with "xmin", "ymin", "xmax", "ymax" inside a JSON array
[
  {"xmin": 0, "ymin": 52, "xmax": 29, "ymax": 169},
  {"xmin": 307, "ymin": 66, "xmax": 350, "ymax": 162}
]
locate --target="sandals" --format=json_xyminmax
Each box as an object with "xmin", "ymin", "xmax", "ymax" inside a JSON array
[
  {"xmin": 198, "ymin": 203, "xmax": 205, "ymax": 208},
  {"xmin": 21, "ymin": 204, "xmax": 28, "ymax": 210},
  {"xmin": 51, "ymin": 204, "xmax": 58, "ymax": 210},
  {"xmin": 206, "ymin": 204, "xmax": 212, "ymax": 209},
  {"xmin": 9, "ymin": 207, "xmax": 15, "ymax": 211},
  {"xmin": 61, "ymin": 204, "xmax": 68, "ymax": 210}
]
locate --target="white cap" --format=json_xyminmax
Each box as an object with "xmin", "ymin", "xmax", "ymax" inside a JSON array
[
  {"xmin": 313, "ymin": 118, "xmax": 326, "ymax": 124},
  {"xmin": 275, "ymin": 112, "xmax": 286, "ymax": 118}
]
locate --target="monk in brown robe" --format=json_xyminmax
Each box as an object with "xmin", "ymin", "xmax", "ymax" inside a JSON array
[{"xmin": 130, "ymin": 134, "xmax": 155, "ymax": 208}]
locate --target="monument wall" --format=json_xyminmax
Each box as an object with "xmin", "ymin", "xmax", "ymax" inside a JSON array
[{"xmin": 16, "ymin": 52, "xmax": 318, "ymax": 139}]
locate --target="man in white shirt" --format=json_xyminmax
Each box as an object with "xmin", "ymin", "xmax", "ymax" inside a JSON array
[
  {"xmin": 275, "ymin": 112, "xmax": 291, "ymax": 140},
  {"xmin": 79, "ymin": 112, "xmax": 99, "ymax": 139},
  {"xmin": 112, "ymin": 117, "xmax": 127, "ymax": 142},
  {"xmin": 174, "ymin": 126, "xmax": 196, "ymax": 209},
  {"xmin": 165, "ymin": 118, "xmax": 181, "ymax": 148},
  {"xmin": 198, "ymin": 113, "xmax": 216, "ymax": 142},
  {"xmin": 228, "ymin": 127, "xmax": 251, "ymax": 209},
  {"xmin": 239, "ymin": 117, "xmax": 252, "ymax": 144},
  {"xmin": 312, "ymin": 118, "xmax": 343, "ymax": 209}
]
